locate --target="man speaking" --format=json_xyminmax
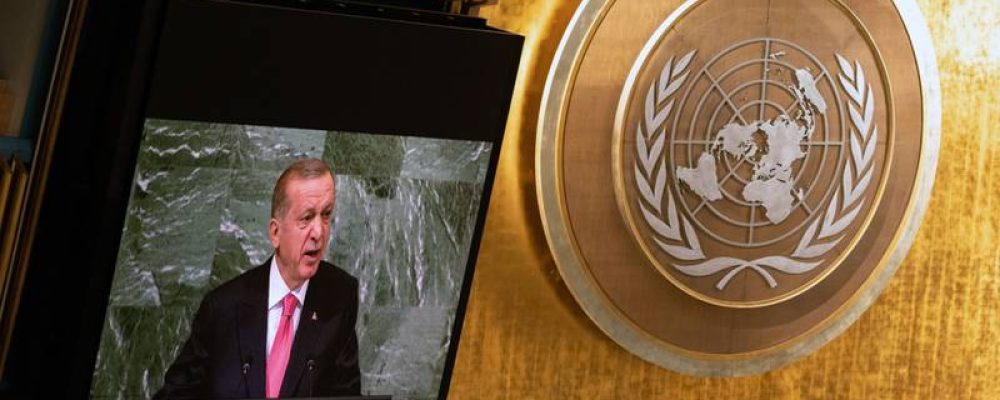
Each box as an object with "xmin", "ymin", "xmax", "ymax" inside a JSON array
[{"xmin": 157, "ymin": 158, "xmax": 361, "ymax": 399}]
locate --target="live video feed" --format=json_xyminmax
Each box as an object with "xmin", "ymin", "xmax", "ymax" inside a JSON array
[{"xmin": 91, "ymin": 119, "xmax": 492, "ymax": 399}]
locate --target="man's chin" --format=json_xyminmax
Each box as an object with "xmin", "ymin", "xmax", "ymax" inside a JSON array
[{"xmin": 298, "ymin": 261, "xmax": 320, "ymax": 279}]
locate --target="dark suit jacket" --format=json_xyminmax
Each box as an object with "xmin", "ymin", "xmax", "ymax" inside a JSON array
[{"xmin": 156, "ymin": 259, "xmax": 361, "ymax": 399}]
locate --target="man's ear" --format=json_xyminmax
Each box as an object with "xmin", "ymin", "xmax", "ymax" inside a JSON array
[{"xmin": 268, "ymin": 218, "xmax": 280, "ymax": 248}]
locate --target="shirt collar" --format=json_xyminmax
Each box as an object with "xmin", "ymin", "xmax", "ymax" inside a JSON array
[{"xmin": 268, "ymin": 256, "xmax": 309, "ymax": 310}]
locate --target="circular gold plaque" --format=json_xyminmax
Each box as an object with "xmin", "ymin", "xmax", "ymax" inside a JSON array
[{"xmin": 537, "ymin": 0, "xmax": 939, "ymax": 375}]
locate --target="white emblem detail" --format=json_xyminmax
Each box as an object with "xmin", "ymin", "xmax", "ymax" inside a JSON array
[{"xmin": 633, "ymin": 48, "xmax": 877, "ymax": 290}]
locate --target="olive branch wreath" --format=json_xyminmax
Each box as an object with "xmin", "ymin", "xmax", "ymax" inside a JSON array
[{"xmin": 633, "ymin": 51, "xmax": 876, "ymax": 290}]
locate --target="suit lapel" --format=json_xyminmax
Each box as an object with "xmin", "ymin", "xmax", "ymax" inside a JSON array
[
  {"xmin": 280, "ymin": 269, "xmax": 327, "ymax": 397},
  {"xmin": 236, "ymin": 262, "xmax": 269, "ymax": 398}
]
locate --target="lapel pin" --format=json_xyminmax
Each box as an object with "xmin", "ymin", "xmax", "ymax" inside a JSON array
[{"xmin": 311, "ymin": 311, "xmax": 318, "ymax": 321}]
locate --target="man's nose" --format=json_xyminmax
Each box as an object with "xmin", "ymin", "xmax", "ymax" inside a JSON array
[{"xmin": 307, "ymin": 217, "xmax": 323, "ymax": 240}]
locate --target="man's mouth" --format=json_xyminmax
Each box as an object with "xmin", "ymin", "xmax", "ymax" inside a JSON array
[{"xmin": 303, "ymin": 249, "xmax": 320, "ymax": 258}]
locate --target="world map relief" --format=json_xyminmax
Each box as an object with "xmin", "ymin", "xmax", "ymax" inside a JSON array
[{"xmin": 676, "ymin": 67, "xmax": 826, "ymax": 224}]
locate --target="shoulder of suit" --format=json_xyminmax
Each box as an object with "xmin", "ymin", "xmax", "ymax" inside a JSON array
[
  {"xmin": 318, "ymin": 261, "xmax": 359, "ymax": 289},
  {"xmin": 200, "ymin": 263, "xmax": 268, "ymax": 305},
  {"xmin": 199, "ymin": 262, "xmax": 356, "ymax": 306}
]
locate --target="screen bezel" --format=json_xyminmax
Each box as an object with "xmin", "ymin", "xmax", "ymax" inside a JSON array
[{"xmin": 5, "ymin": 1, "xmax": 522, "ymax": 398}]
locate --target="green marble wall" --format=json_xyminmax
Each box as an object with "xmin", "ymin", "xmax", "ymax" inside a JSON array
[{"xmin": 90, "ymin": 119, "xmax": 492, "ymax": 399}]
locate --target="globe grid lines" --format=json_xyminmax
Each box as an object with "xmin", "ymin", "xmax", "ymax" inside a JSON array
[
  {"xmin": 669, "ymin": 37, "xmax": 848, "ymax": 248},
  {"xmin": 626, "ymin": 41, "xmax": 879, "ymax": 300},
  {"xmin": 685, "ymin": 73, "xmax": 837, "ymax": 242},
  {"xmin": 710, "ymin": 80, "xmax": 806, "ymax": 188},
  {"xmin": 706, "ymin": 87, "xmax": 798, "ymax": 202},
  {"xmin": 682, "ymin": 60, "xmax": 817, "ymax": 228},
  {"xmin": 691, "ymin": 55, "xmax": 832, "ymax": 221}
]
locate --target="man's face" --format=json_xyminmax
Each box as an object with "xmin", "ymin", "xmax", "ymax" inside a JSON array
[{"xmin": 269, "ymin": 173, "xmax": 335, "ymax": 288}]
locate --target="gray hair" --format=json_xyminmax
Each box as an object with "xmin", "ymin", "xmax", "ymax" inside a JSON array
[{"xmin": 271, "ymin": 158, "xmax": 333, "ymax": 218}]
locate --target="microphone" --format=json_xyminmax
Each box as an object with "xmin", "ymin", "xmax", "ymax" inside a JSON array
[
  {"xmin": 241, "ymin": 354, "xmax": 253, "ymax": 397},
  {"xmin": 307, "ymin": 359, "xmax": 316, "ymax": 397}
]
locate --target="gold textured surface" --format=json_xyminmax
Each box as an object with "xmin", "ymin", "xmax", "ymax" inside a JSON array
[{"xmin": 451, "ymin": 0, "xmax": 1000, "ymax": 397}]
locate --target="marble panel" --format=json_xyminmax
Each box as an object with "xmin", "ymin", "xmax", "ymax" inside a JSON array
[
  {"xmin": 358, "ymin": 307, "xmax": 454, "ymax": 400},
  {"xmin": 93, "ymin": 120, "xmax": 490, "ymax": 399},
  {"xmin": 91, "ymin": 305, "xmax": 200, "ymax": 400},
  {"xmin": 399, "ymin": 136, "xmax": 492, "ymax": 183}
]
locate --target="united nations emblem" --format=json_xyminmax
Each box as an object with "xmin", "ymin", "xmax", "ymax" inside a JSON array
[
  {"xmin": 615, "ymin": 37, "xmax": 885, "ymax": 307},
  {"xmin": 538, "ymin": 0, "xmax": 939, "ymax": 375}
]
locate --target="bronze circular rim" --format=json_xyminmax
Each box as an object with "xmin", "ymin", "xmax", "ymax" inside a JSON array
[
  {"xmin": 610, "ymin": 0, "xmax": 895, "ymax": 308},
  {"xmin": 536, "ymin": 0, "xmax": 941, "ymax": 375}
]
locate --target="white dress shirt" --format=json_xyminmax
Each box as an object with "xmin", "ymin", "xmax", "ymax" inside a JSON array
[{"xmin": 266, "ymin": 257, "xmax": 309, "ymax": 359}]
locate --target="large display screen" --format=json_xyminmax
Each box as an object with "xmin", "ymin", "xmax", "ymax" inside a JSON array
[
  {"xmin": 0, "ymin": 0, "xmax": 520, "ymax": 397},
  {"xmin": 89, "ymin": 118, "xmax": 492, "ymax": 399}
]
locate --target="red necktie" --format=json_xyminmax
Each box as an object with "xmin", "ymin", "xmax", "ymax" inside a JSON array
[{"xmin": 267, "ymin": 293, "xmax": 298, "ymax": 398}]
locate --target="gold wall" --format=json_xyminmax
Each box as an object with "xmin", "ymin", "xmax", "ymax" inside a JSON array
[{"xmin": 450, "ymin": 0, "xmax": 1000, "ymax": 398}]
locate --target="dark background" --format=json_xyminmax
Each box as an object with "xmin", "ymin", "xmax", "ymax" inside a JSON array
[{"xmin": 1, "ymin": 0, "xmax": 521, "ymax": 397}]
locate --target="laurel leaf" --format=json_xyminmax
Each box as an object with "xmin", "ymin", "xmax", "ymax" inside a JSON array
[
  {"xmin": 817, "ymin": 189, "xmax": 847, "ymax": 239},
  {"xmin": 635, "ymin": 124, "xmax": 647, "ymax": 159},
  {"xmin": 836, "ymin": 53, "xmax": 854, "ymax": 80},
  {"xmin": 649, "ymin": 121, "xmax": 665, "ymax": 166},
  {"xmin": 635, "ymin": 166, "xmax": 658, "ymax": 207},
  {"xmin": 846, "ymin": 167, "xmax": 873, "ymax": 206},
  {"xmin": 851, "ymin": 129, "xmax": 865, "ymax": 174},
  {"xmin": 673, "ymin": 50, "xmax": 696, "ymax": 79},
  {"xmin": 843, "ymin": 160, "xmax": 855, "ymax": 195},
  {"xmin": 641, "ymin": 201, "xmax": 678, "ymax": 240},
  {"xmin": 637, "ymin": 119, "xmax": 649, "ymax": 139},
  {"xmin": 754, "ymin": 256, "xmax": 822, "ymax": 274},
  {"xmin": 794, "ymin": 237, "xmax": 840, "ymax": 259},
  {"xmin": 855, "ymin": 60, "xmax": 866, "ymax": 96},
  {"xmin": 631, "ymin": 50, "xmax": 717, "ymax": 272},
  {"xmin": 820, "ymin": 202, "xmax": 862, "ymax": 239},
  {"xmin": 657, "ymin": 238, "xmax": 705, "ymax": 261},
  {"xmin": 793, "ymin": 218, "xmax": 822, "ymax": 257},
  {"xmin": 659, "ymin": 101, "xmax": 674, "ymax": 126},
  {"xmin": 850, "ymin": 102, "xmax": 867, "ymax": 136},
  {"xmin": 680, "ymin": 217, "xmax": 704, "ymax": 259},
  {"xmin": 665, "ymin": 190, "xmax": 680, "ymax": 237},
  {"xmin": 658, "ymin": 56, "xmax": 674, "ymax": 101},
  {"xmin": 840, "ymin": 75, "xmax": 862, "ymax": 104},
  {"xmin": 863, "ymin": 88, "xmax": 875, "ymax": 135},
  {"xmin": 653, "ymin": 163, "xmax": 667, "ymax": 210},
  {"xmin": 662, "ymin": 72, "xmax": 687, "ymax": 100},
  {"xmin": 820, "ymin": 189, "xmax": 841, "ymax": 237},
  {"xmin": 672, "ymin": 256, "xmax": 743, "ymax": 276},
  {"xmin": 644, "ymin": 84, "xmax": 657, "ymax": 129},
  {"xmin": 863, "ymin": 127, "xmax": 878, "ymax": 168},
  {"xmin": 636, "ymin": 125, "xmax": 654, "ymax": 174},
  {"xmin": 644, "ymin": 84, "xmax": 668, "ymax": 134}
]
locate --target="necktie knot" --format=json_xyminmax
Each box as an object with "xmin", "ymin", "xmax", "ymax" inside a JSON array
[{"xmin": 281, "ymin": 293, "xmax": 298, "ymax": 317}]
